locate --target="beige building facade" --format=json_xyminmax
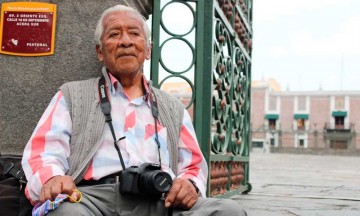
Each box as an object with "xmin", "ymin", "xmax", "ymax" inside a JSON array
[{"xmin": 251, "ymin": 79, "xmax": 360, "ymax": 155}]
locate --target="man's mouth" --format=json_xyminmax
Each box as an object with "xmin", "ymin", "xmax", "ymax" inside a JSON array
[{"xmin": 117, "ymin": 53, "xmax": 135, "ymax": 58}]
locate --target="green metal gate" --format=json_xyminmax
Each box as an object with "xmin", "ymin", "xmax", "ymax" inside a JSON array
[{"xmin": 150, "ymin": 0, "xmax": 252, "ymax": 197}]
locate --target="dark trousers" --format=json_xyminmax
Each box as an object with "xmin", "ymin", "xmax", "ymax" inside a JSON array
[{"xmin": 0, "ymin": 154, "xmax": 33, "ymax": 216}]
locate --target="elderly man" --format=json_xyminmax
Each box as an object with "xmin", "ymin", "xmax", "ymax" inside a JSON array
[{"xmin": 22, "ymin": 4, "xmax": 247, "ymax": 216}]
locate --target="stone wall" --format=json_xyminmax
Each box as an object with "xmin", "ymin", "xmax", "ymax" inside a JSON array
[{"xmin": 0, "ymin": 0, "xmax": 152, "ymax": 155}]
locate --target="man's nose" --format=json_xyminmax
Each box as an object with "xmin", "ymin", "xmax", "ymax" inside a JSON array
[{"xmin": 118, "ymin": 33, "xmax": 133, "ymax": 47}]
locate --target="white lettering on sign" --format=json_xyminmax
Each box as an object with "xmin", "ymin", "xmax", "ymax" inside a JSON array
[
  {"xmin": 6, "ymin": 13, "xmax": 50, "ymax": 26},
  {"xmin": 26, "ymin": 43, "xmax": 48, "ymax": 47},
  {"xmin": 16, "ymin": 22, "xmax": 29, "ymax": 26},
  {"xmin": 7, "ymin": 6, "xmax": 50, "ymax": 11}
]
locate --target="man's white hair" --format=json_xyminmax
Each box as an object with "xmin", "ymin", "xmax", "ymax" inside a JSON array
[{"xmin": 94, "ymin": 5, "xmax": 151, "ymax": 47}]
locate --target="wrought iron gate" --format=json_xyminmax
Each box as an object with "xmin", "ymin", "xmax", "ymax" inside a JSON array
[{"xmin": 150, "ymin": 0, "xmax": 252, "ymax": 197}]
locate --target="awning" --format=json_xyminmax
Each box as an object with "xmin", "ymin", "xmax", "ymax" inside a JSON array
[
  {"xmin": 264, "ymin": 114, "xmax": 279, "ymax": 120},
  {"xmin": 294, "ymin": 114, "xmax": 309, "ymax": 120},
  {"xmin": 332, "ymin": 111, "xmax": 347, "ymax": 117}
]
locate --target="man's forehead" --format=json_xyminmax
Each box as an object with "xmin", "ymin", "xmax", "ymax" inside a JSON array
[{"xmin": 104, "ymin": 11, "xmax": 143, "ymax": 27}]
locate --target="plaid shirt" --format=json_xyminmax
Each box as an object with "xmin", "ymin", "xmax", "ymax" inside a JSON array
[{"xmin": 22, "ymin": 74, "xmax": 208, "ymax": 204}]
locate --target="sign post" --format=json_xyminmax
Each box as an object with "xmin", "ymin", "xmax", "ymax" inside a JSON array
[{"xmin": 0, "ymin": 2, "xmax": 57, "ymax": 56}]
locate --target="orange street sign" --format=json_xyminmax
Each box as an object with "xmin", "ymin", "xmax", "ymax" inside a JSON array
[{"xmin": 0, "ymin": 2, "xmax": 57, "ymax": 56}]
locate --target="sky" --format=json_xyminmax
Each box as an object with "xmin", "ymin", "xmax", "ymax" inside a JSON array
[
  {"xmin": 145, "ymin": 0, "xmax": 360, "ymax": 91},
  {"xmin": 144, "ymin": 1, "xmax": 196, "ymax": 86},
  {"xmin": 252, "ymin": 0, "xmax": 360, "ymax": 91}
]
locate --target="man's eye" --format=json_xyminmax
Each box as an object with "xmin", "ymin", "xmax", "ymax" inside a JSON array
[
  {"xmin": 109, "ymin": 32, "xmax": 119, "ymax": 37},
  {"xmin": 130, "ymin": 31, "xmax": 140, "ymax": 36}
]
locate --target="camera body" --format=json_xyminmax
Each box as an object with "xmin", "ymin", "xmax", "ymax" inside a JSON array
[{"xmin": 120, "ymin": 163, "xmax": 172, "ymax": 197}]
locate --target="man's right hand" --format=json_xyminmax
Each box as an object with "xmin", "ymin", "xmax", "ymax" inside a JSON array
[{"xmin": 40, "ymin": 175, "xmax": 79, "ymax": 203}]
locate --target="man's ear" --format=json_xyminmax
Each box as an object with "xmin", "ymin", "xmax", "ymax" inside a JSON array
[
  {"xmin": 145, "ymin": 43, "xmax": 152, "ymax": 60},
  {"xmin": 96, "ymin": 44, "xmax": 103, "ymax": 62}
]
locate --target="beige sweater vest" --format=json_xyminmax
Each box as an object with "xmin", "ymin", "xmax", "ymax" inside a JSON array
[{"xmin": 60, "ymin": 72, "xmax": 184, "ymax": 183}]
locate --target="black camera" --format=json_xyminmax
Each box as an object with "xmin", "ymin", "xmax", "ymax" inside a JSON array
[{"xmin": 120, "ymin": 163, "xmax": 172, "ymax": 197}]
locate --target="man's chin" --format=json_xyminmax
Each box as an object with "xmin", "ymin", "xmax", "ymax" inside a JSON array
[{"xmin": 108, "ymin": 67, "xmax": 142, "ymax": 76}]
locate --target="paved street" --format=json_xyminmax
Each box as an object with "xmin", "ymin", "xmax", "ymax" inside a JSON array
[{"xmin": 231, "ymin": 152, "xmax": 360, "ymax": 216}]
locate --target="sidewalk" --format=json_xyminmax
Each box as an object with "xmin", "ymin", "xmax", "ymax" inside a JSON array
[{"xmin": 231, "ymin": 152, "xmax": 360, "ymax": 216}]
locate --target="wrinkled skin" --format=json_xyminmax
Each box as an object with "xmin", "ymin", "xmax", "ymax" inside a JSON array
[
  {"xmin": 40, "ymin": 176, "xmax": 79, "ymax": 203},
  {"xmin": 165, "ymin": 178, "xmax": 199, "ymax": 210},
  {"xmin": 96, "ymin": 11, "xmax": 151, "ymax": 92}
]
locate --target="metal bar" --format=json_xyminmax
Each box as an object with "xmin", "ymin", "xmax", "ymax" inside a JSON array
[
  {"xmin": 227, "ymin": 161, "xmax": 231, "ymax": 191},
  {"xmin": 194, "ymin": 0, "xmax": 214, "ymax": 197},
  {"xmin": 214, "ymin": 185, "xmax": 249, "ymax": 198},
  {"xmin": 214, "ymin": 3, "xmax": 235, "ymax": 37},
  {"xmin": 150, "ymin": 0, "xmax": 161, "ymax": 87},
  {"xmin": 210, "ymin": 154, "xmax": 249, "ymax": 162},
  {"xmin": 235, "ymin": 37, "xmax": 251, "ymax": 61},
  {"xmin": 235, "ymin": 4, "xmax": 252, "ymax": 34}
]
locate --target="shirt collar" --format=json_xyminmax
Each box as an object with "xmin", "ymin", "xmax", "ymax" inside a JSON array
[{"xmin": 107, "ymin": 71, "xmax": 151, "ymax": 105}]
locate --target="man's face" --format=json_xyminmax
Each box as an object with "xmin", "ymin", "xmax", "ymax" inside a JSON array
[{"xmin": 96, "ymin": 11, "xmax": 151, "ymax": 78}]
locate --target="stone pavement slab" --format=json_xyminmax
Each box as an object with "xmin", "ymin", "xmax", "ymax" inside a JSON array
[{"xmin": 231, "ymin": 153, "xmax": 360, "ymax": 216}]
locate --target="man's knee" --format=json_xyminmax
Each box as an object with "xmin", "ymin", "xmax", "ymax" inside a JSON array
[
  {"xmin": 219, "ymin": 199, "xmax": 247, "ymax": 216},
  {"xmin": 189, "ymin": 197, "xmax": 247, "ymax": 216}
]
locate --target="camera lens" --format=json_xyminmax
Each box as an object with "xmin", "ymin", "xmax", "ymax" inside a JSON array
[{"xmin": 141, "ymin": 170, "xmax": 172, "ymax": 194}]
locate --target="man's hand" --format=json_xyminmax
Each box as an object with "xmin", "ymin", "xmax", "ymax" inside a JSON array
[
  {"xmin": 165, "ymin": 178, "xmax": 199, "ymax": 210},
  {"xmin": 40, "ymin": 175, "xmax": 79, "ymax": 203}
]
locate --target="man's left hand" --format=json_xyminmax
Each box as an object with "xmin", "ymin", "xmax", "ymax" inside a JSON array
[{"xmin": 164, "ymin": 178, "xmax": 198, "ymax": 210}]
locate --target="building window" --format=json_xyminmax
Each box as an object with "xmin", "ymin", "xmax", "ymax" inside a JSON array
[
  {"xmin": 330, "ymin": 140, "xmax": 347, "ymax": 149},
  {"xmin": 252, "ymin": 141, "xmax": 263, "ymax": 148},
  {"xmin": 297, "ymin": 119, "xmax": 305, "ymax": 130},
  {"xmin": 294, "ymin": 114, "xmax": 309, "ymax": 130},
  {"xmin": 270, "ymin": 138, "xmax": 275, "ymax": 146},
  {"xmin": 269, "ymin": 119, "xmax": 276, "ymax": 130},
  {"xmin": 269, "ymin": 96, "xmax": 277, "ymax": 111},
  {"xmin": 297, "ymin": 96, "xmax": 306, "ymax": 111},
  {"xmin": 299, "ymin": 139, "xmax": 304, "ymax": 148},
  {"xmin": 335, "ymin": 116, "xmax": 344, "ymax": 129},
  {"xmin": 335, "ymin": 97, "xmax": 345, "ymax": 110}
]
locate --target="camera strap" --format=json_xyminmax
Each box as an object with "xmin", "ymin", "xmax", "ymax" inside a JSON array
[
  {"xmin": 98, "ymin": 75, "xmax": 162, "ymax": 170},
  {"xmin": 98, "ymin": 76, "xmax": 126, "ymax": 170},
  {"xmin": 149, "ymin": 86, "xmax": 162, "ymax": 167}
]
